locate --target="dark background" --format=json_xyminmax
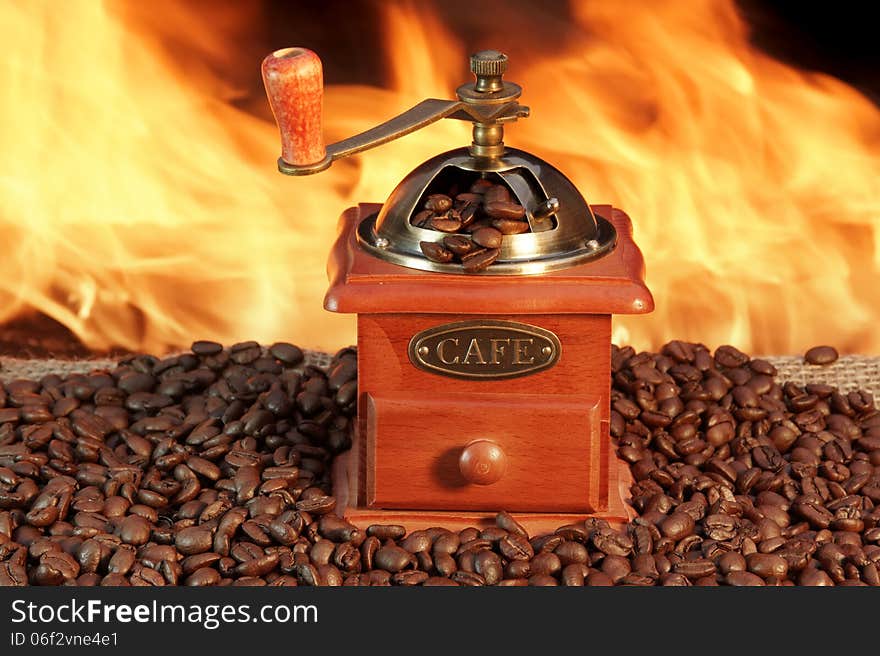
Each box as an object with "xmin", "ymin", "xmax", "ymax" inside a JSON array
[{"xmin": 738, "ymin": 0, "xmax": 878, "ymax": 102}]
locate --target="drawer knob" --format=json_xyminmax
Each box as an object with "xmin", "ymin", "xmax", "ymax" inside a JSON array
[{"xmin": 459, "ymin": 440, "xmax": 507, "ymax": 485}]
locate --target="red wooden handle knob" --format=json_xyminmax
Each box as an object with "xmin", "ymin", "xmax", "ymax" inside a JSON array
[
  {"xmin": 459, "ymin": 440, "xmax": 507, "ymax": 486},
  {"xmin": 261, "ymin": 47, "xmax": 326, "ymax": 166}
]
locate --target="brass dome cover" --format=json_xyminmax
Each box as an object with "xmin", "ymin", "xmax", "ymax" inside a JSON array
[{"xmin": 357, "ymin": 147, "xmax": 617, "ymax": 275}]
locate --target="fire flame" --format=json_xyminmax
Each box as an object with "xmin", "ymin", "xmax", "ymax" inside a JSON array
[{"xmin": 1, "ymin": 0, "xmax": 878, "ymax": 355}]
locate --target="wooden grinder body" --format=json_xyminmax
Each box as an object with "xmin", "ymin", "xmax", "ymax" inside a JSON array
[{"xmin": 326, "ymin": 203, "xmax": 653, "ymax": 532}]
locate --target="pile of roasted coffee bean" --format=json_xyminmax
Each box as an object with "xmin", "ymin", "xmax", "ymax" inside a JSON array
[
  {"xmin": 413, "ymin": 178, "xmax": 529, "ymax": 273},
  {"xmin": 608, "ymin": 341, "xmax": 878, "ymax": 586},
  {"xmin": 0, "ymin": 341, "xmax": 356, "ymax": 586},
  {"xmin": 2, "ymin": 339, "xmax": 879, "ymax": 586}
]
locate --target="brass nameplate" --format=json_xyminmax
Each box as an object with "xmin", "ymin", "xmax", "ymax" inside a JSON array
[{"xmin": 407, "ymin": 320, "xmax": 561, "ymax": 380}]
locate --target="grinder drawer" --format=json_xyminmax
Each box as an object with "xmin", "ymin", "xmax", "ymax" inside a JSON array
[{"xmin": 365, "ymin": 391, "xmax": 603, "ymax": 512}]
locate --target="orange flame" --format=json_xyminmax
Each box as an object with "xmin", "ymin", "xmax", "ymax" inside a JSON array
[{"xmin": 1, "ymin": 0, "xmax": 878, "ymax": 355}]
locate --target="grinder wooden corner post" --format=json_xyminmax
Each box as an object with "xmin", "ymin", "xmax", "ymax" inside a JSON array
[{"xmin": 262, "ymin": 47, "xmax": 654, "ymax": 532}]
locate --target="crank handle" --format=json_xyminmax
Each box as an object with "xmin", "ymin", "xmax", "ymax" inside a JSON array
[{"xmin": 261, "ymin": 47, "xmax": 528, "ymax": 176}]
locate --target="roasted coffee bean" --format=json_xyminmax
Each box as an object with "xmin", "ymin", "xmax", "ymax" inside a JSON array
[
  {"xmin": 266, "ymin": 517, "xmax": 297, "ymax": 546},
  {"xmin": 484, "ymin": 201, "xmax": 525, "ymax": 220},
  {"xmin": 586, "ymin": 571, "xmax": 615, "ymax": 586},
  {"xmin": 793, "ymin": 498, "xmax": 833, "ymax": 529},
  {"xmin": 175, "ymin": 527, "xmax": 213, "ymax": 555},
  {"xmin": 411, "ymin": 209, "xmax": 433, "ymax": 228},
  {"xmin": 236, "ymin": 553, "xmax": 279, "ymax": 578},
  {"xmin": 136, "ymin": 489, "xmax": 168, "ymax": 508},
  {"xmin": 470, "ymin": 227, "xmax": 503, "ymax": 249},
  {"xmin": 290, "ymin": 562, "xmax": 319, "ymax": 586},
  {"xmin": 295, "ymin": 496, "xmax": 336, "ymax": 515},
  {"xmin": 420, "ymin": 576, "xmax": 456, "ymax": 587},
  {"xmin": 461, "ymin": 248, "xmax": 500, "ymax": 273},
  {"xmin": 451, "ymin": 570, "xmax": 486, "ymax": 586},
  {"xmin": 333, "ymin": 542, "xmax": 361, "ymax": 573},
  {"xmin": 432, "ymin": 531, "xmax": 460, "ymax": 557},
  {"xmin": 428, "ymin": 217, "xmax": 462, "ymax": 233},
  {"xmin": 424, "ymin": 194, "xmax": 452, "ymax": 212},
  {"xmin": 528, "ymin": 574, "xmax": 558, "ymax": 586},
  {"xmin": 434, "ymin": 552, "xmax": 456, "ymax": 577},
  {"xmin": 480, "ymin": 526, "xmax": 507, "ymax": 543},
  {"xmin": 106, "ymin": 547, "xmax": 135, "ymax": 575},
  {"xmin": 555, "ymin": 540, "xmax": 589, "ymax": 565},
  {"xmin": 455, "ymin": 192, "xmax": 482, "ymax": 205},
  {"xmin": 499, "ymin": 533, "xmax": 533, "ymax": 561},
  {"xmin": 186, "ymin": 456, "xmax": 220, "ymax": 481},
  {"xmin": 661, "ymin": 512, "xmax": 696, "ymax": 541},
  {"xmin": 496, "ymin": 511, "xmax": 528, "ymax": 538},
  {"xmin": 307, "ymin": 539, "xmax": 334, "ymax": 567},
  {"xmin": 805, "ymin": 346, "xmax": 839, "ymax": 365},
  {"xmin": 746, "ymin": 552, "xmax": 788, "ymax": 579},
  {"xmin": 118, "ymin": 515, "xmax": 151, "ymax": 545},
  {"xmin": 268, "ymin": 342, "xmax": 304, "ymax": 366},
  {"xmin": 799, "ymin": 568, "xmax": 834, "ymax": 586},
  {"xmin": 704, "ymin": 514, "xmax": 737, "ymax": 541},
  {"xmin": 456, "ymin": 538, "xmax": 491, "ymax": 557},
  {"xmin": 602, "ymin": 555, "xmax": 632, "ymax": 582},
  {"xmin": 180, "ymin": 553, "xmax": 220, "ymax": 576},
  {"xmin": 34, "ymin": 552, "xmax": 80, "ymax": 584},
  {"xmin": 474, "ymin": 551, "xmax": 503, "ymax": 585},
  {"xmin": 632, "ymin": 553, "xmax": 659, "ymax": 578},
  {"xmin": 555, "ymin": 525, "xmax": 590, "ymax": 545},
  {"xmin": 591, "ymin": 528, "xmax": 633, "ymax": 557},
  {"xmin": 622, "ymin": 573, "xmax": 657, "ymax": 586},
  {"xmin": 716, "ymin": 551, "xmax": 746, "ymax": 575},
  {"xmin": 659, "ymin": 572, "xmax": 691, "ymax": 586},
  {"xmin": 715, "ymin": 345, "xmax": 749, "ymax": 369},
  {"xmin": 673, "ymin": 559, "xmax": 716, "ymax": 580},
  {"xmin": 466, "ymin": 179, "xmax": 493, "ymax": 195},
  {"xmin": 419, "ymin": 241, "xmax": 454, "ymax": 263},
  {"xmin": 561, "ymin": 563, "xmax": 588, "ymax": 586},
  {"xmin": 76, "ymin": 539, "xmax": 103, "ymax": 573},
  {"xmin": 374, "ymin": 546, "xmax": 414, "ymax": 573},
  {"xmin": 0, "ymin": 562, "xmax": 27, "ymax": 586},
  {"xmin": 401, "ymin": 530, "xmax": 431, "ymax": 554},
  {"xmin": 392, "ymin": 570, "xmax": 428, "ymax": 586},
  {"xmin": 442, "ymin": 235, "xmax": 475, "ymax": 256},
  {"xmin": 491, "ymin": 218, "xmax": 530, "ymax": 235},
  {"xmin": 456, "ymin": 203, "xmax": 478, "ymax": 228},
  {"xmin": 366, "ymin": 524, "xmax": 406, "ymax": 541},
  {"xmin": 318, "ymin": 516, "xmax": 361, "ymax": 544},
  {"xmin": 481, "ymin": 184, "xmax": 510, "ymax": 203},
  {"xmin": 192, "ymin": 340, "xmax": 223, "ymax": 356},
  {"xmin": 184, "ymin": 567, "xmax": 220, "ymax": 586},
  {"xmin": 725, "ymin": 570, "xmax": 766, "ymax": 586},
  {"xmin": 413, "ymin": 550, "xmax": 434, "ymax": 573}
]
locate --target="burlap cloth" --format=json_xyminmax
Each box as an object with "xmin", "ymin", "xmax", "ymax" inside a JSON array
[
  {"xmin": 1, "ymin": 351, "xmax": 879, "ymax": 394},
  {"xmin": 0, "ymin": 349, "xmax": 335, "ymax": 380}
]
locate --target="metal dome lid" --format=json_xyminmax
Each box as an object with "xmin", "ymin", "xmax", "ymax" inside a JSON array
[
  {"xmin": 356, "ymin": 147, "xmax": 617, "ymax": 275},
  {"xmin": 264, "ymin": 47, "xmax": 617, "ymax": 274}
]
